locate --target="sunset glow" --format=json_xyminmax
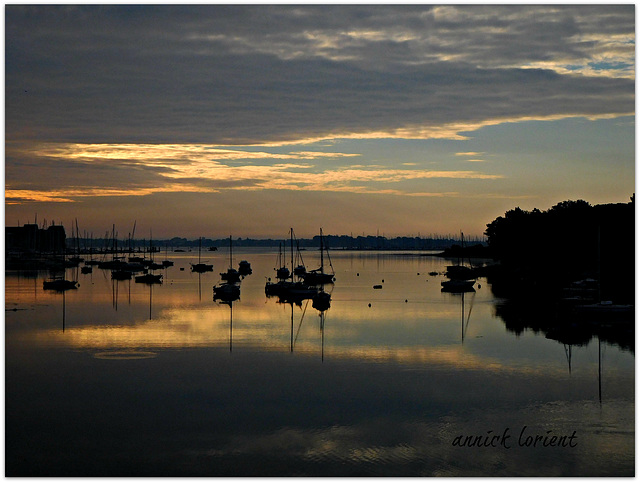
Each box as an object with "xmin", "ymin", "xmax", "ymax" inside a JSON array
[{"xmin": 5, "ymin": 5, "xmax": 634, "ymax": 238}]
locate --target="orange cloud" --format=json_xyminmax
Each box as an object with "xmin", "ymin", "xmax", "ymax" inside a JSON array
[{"xmin": 7, "ymin": 142, "xmax": 504, "ymax": 204}]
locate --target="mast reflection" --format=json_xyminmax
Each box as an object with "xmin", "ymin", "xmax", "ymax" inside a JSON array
[
  {"xmin": 313, "ymin": 292, "xmax": 331, "ymax": 362},
  {"xmin": 214, "ymin": 284, "xmax": 241, "ymax": 352}
]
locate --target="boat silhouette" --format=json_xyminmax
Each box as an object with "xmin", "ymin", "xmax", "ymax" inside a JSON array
[
  {"xmin": 238, "ymin": 259, "xmax": 252, "ymax": 276},
  {"xmin": 220, "ymin": 236, "xmax": 241, "ymax": 282},
  {"xmin": 441, "ymin": 231, "xmax": 476, "ymax": 293},
  {"xmin": 213, "ymin": 282, "xmax": 240, "ymax": 302},
  {"xmin": 43, "ymin": 278, "xmax": 78, "ymax": 291},
  {"xmin": 190, "ymin": 237, "xmax": 213, "ymax": 273},
  {"xmin": 135, "ymin": 273, "xmax": 162, "ymax": 284},
  {"xmin": 302, "ymin": 228, "xmax": 335, "ymax": 285}
]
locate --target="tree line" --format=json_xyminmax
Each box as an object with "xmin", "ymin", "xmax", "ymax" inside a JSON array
[{"xmin": 484, "ymin": 196, "xmax": 634, "ymax": 303}]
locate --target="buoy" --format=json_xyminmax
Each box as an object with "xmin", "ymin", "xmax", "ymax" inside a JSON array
[
  {"xmin": 405, "ymin": 299, "xmax": 408, "ymax": 303},
  {"xmin": 368, "ymin": 303, "xmax": 371, "ymax": 307}
]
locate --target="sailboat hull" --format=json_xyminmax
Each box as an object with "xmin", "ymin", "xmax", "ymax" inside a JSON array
[
  {"xmin": 303, "ymin": 272, "xmax": 334, "ymax": 285},
  {"xmin": 441, "ymin": 279, "xmax": 475, "ymax": 292},
  {"xmin": 43, "ymin": 279, "xmax": 78, "ymax": 291}
]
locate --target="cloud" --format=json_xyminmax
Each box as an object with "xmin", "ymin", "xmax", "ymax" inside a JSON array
[
  {"xmin": 5, "ymin": 142, "xmax": 503, "ymax": 203},
  {"xmin": 5, "ymin": 5, "xmax": 634, "ymax": 145}
]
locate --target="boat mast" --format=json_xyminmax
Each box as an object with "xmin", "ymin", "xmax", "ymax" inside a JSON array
[
  {"xmin": 320, "ymin": 228, "xmax": 324, "ymax": 273},
  {"xmin": 75, "ymin": 218, "xmax": 80, "ymax": 257},
  {"xmin": 131, "ymin": 220, "xmax": 137, "ymax": 254}
]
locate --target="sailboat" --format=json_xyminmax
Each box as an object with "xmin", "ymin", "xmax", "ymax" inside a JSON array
[
  {"xmin": 275, "ymin": 242, "xmax": 290, "ymax": 280},
  {"xmin": 441, "ymin": 278, "xmax": 475, "ymax": 292},
  {"xmin": 220, "ymin": 236, "xmax": 241, "ymax": 282},
  {"xmin": 266, "ymin": 229, "xmax": 318, "ymax": 300},
  {"xmin": 135, "ymin": 234, "xmax": 163, "ymax": 282},
  {"xmin": 43, "ymin": 278, "xmax": 78, "ymax": 291},
  {"xmin": 238, "ymin": 259, "xmax": 252, "ymax": 275},
  {"xmin": 571, "ymin": 226, "xmax": 633, "ymax": 322},
  {"xmin": 312, "ymin": 289, "xmax": 331, "ymax": 312},
  {"xmin": 441, "ymin": 231, "xmax": 476, "ymax": 292},
  {"xmin": 111, "ymin": 269, "xmax": 132, "ymax": 280},
  {"xmin": 213, "ymin": 281, "xmax": 240, "ymax": 301},
  {"xmin": 266, "ymin": 237, "xmax": 291, "ymax": 295},
  {"xmin": 98, "ymin": 225, "xmax": 126, "ymax": 270},
  {"xmin": 161, "ymin": 244, "xmax": 174, "ymax": 267},
  {"xmin": 302, "ymin": 228, "xmax": 335, "ymax": 286},
  {"xmin": 135, "ymin": 272, "xmax": 162, "ymax": 284},
  {"xmin": 291, "ymin": 230, "xmax": 306, "ymax": 276},
  {"xmin": 190, "ymin": 237, "xmax": 213, "ymax": 273},
  {"xmin": 146, "ymin": 231, "xmax": 164, "ymax": 270}
]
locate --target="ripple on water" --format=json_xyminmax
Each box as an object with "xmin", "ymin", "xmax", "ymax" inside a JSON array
[{"xmin": 93, "ymin": 350, "xmax": 157, "ymax": 360}]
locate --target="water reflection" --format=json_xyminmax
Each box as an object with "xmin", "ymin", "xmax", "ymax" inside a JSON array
[
  {"xmin": 5, "ymin": 249, "xmax": 634, "ymax": 476},
  {"xmin": 318, "ymin": 303, "xmax": 328, "ymax": 362},
  {"xmin": 495, "ymin": 297, "xmax": 634, "ymax": 353},
  {"xmin": 5, "ymin": 255, "xmax": 633, "ymax": 374},
  {"xmin": 215, "ymin": 298, "xmax": 236, "ymax": 352}
]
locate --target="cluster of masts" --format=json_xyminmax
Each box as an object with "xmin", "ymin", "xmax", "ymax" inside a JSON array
[
  {"xmin": 212, "ymin": 236, "xmax": 252, "ymax": 303},
  {"xmin": 44, "ymin": 223, "xmax": 172, "ymax": 289},
  {"xmin": 42, "ymin": 224, "xmax": 335, "ymax": 313},
  {"xmin": 265, "ymin": 228, "xmax": 334, "ymax": 311}
]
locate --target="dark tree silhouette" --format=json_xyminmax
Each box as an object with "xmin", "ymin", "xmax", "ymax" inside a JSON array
[{"xmin": 485, "ymin": 197, "xmax": 634, "ymax": 303}]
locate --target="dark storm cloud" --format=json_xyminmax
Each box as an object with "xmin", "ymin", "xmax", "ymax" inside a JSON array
[{"xmin": 5, "ymin": 5, "xmax": 635, "ymax": 144}]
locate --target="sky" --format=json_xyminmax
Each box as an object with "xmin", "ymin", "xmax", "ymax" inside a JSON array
[{"xmin": 4, "ymin": 5, "xmax": 636, "ymax": 240}]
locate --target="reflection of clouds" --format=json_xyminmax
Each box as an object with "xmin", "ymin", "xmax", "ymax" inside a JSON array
[
  {"xmin": 28, "ymin": 301, "xmax": 564, "ymax": 378},
  {"xmin": 205, "ymin": 424, "xmax": 424, "ymax": 466},
  {"xmin": 187, "ymin": 399, "xmax": 634, "ymax": 475}
]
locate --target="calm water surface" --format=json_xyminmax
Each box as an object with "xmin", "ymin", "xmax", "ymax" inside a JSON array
[{"xmin": 5, "ymin": 248, "xmax": 634, "ymax": 476}]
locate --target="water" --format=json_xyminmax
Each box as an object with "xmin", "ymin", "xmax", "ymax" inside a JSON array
[{"xmin": 5, "ymin": 248, "xmax": 634, "ymax": 476}]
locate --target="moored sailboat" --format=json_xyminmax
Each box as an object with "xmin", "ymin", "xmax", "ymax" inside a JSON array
[
  {"xmin": 191, "ymin": 237, "xmax": 214, "ymax": 273},
  {"xmin": 220, "ymin": 236, "xmax": 241, "ymax": 282},
  {"xmin": 274, "ymin": 242, "xmax": 290, "ymax": 280},
  {"xmin": 441, "ymin": 231, "xmax": 476, "ymax": 293},
  {"xmin": 302, "ymin": 228, "xmax": 335, "ymax": 286},
  {"xmin": 135, "ymin": 272, "xmax": 163, "ymax": 284},
  {"xmin": 43, "ymin": 278, "xmax": 78, "ymax": 291},
  {"xmin": 238, "ymin": 260, "xmax": 252, "ymax": 275},
  {"xmin": 266, "ymin": 229, "xmax": 318, "ymax": 302},
  {"xmin": 213, "ymin": 282, "xmax": 240, "ymax": 301}
]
